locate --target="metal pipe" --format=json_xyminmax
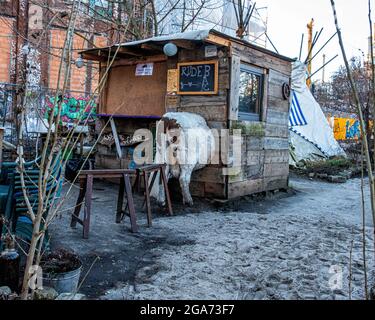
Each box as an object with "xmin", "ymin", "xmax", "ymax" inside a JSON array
[
  {"xmin": 306, "ymin": 32, "xmax": 337, "ymax": 64},
  {"xmin": 244, "ymin": 2, "xmax": 256, "ymax": 30},
  {"xmin": 265, "ymin": 32, "xmax": 279, "ymax": 54},
  {"xmin": 299, "ymin": 33, "xmax": 304, "ymax": 61},
  {"xmin": 305, "ymin": 27, "xmax": 324, "ymax": 64},
  {"xmin": 307, "ymin": 54, "xmax": 338, "ymax": 80}
]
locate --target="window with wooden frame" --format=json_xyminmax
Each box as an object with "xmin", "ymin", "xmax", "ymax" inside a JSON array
[{"xmin": 238, "ymin": 64, "xmax": 264, "ymax": 121}]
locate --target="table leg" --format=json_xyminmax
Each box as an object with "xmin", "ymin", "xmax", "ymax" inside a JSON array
[
  {"xmin": 133, "ymin": 172, "xmax": 140, "ymax": 192},
  {"xmin": 71, "ymin": 178, "xmax": 86, "ymax": 228},
  {"xmin": 116, "ymin": 177, "xmax": 125, "ymax": 223},
  {"xmin": 161, "ymin": 166, "xmax": 173, "ymax": 216},
  {"xmin": 140, "ymin": 170, "xmax": 158, "ymax": 209},
  {"xmin": 123, "ymin": 173, "xmax": 138, "ymax": 233},
  {"xmin": 148, "ymin": 170, "xmax": 158, "ymax": 194},
  {"xmin": 83, "ymin": 175, "xmax": 93, "ymax": 239},
  {"xmin": 144, "ymin": 172, "xmax": 152, "ymax": 227}
]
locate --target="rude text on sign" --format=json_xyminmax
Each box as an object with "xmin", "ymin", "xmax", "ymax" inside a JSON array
[{"xmin": 177, "ymin": 61, "xmax": 219, "ymax": 95}]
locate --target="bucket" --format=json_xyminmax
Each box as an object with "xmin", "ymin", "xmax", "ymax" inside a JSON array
[{"xmin": 43, "ymin": 265, "xmax": 82, "ymax": 294}]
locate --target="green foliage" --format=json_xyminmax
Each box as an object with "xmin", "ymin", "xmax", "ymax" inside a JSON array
[
  {"xmin": 231, "ymin": 121, "xmax": 265, "ymax": 137},
  {"xmin": 304, "ymin": 157, "xmax": 354, "ymax": 175}
]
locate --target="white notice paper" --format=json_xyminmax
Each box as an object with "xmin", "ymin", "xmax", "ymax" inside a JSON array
[
  {"xmin": 205, "ymin": 45, "xmax": 217, "ymax": 58},
  {"xmin": 135, "ymin": 63, "xmax": 154, "ymax": 76}
]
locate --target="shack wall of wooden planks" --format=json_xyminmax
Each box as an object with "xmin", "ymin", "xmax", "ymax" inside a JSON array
[{"xmin": 81, "ymin": 30, "xmax": 293, "ymax": 200}]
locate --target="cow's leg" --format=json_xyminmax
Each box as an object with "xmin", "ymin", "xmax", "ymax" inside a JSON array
[{"xmin": 179, "ymin": 166, "xmax": 194, "ymax": 206}]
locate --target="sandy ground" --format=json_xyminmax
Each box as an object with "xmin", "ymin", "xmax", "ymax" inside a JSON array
[{"xmin": 50, "ymin": 175, "xmax": 374, "ymax": 300}]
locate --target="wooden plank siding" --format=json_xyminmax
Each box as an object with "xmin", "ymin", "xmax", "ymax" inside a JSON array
[
  {"xmin": 95, "ymin": 32, "xmax": 292, "ymax": 200},
  {"xmin": 173, "ymin": 46, "xmax": 231, "ymax": 199},
  {"xmin": 226, "ymin": 44, "xmax": 291, "ymax": 199},
  {"xmin": 230, "ymin": 42, "xmax": 292, "ymax": 77}
]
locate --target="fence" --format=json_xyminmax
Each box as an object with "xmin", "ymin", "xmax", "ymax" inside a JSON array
[{"xmin": 0, "ymin": 82, "xmax": 97, "ymax": 158}]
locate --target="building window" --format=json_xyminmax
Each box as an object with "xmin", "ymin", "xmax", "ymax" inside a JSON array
[
  {"xmin": 238, "ymin": 64, "xmax": 264, "ymax": 121},
  {"xmin": 89, "ymin": 0, "xmax": 108, "ymax": 7},
  {"xmin": 84, "ymin": 0, "xmax": 111, "ymax": 19}
]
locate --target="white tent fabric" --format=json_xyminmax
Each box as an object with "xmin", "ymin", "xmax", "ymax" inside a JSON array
[
  {"xmin": 289, "ymin": 131, "xmax": 326, "ymax": 165},
  {"xmin": 289, "ymin": 91, "xmax": 308, "ymax": 127},
  {"xmin": 290, "ymin": 61, "xmax": 346, "ymax": 159}
]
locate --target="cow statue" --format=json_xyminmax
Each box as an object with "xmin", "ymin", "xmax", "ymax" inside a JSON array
[{"xmin": 150, "ymin": 112, "xmax": 216, "ymax": 206}]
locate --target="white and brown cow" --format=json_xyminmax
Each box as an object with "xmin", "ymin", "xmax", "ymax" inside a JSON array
[{"xmin": 151, "ymin": 112, "xmax": 215, "ymax": 206}]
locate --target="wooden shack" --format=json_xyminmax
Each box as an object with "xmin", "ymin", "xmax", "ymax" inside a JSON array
[{"xmin": 81, "ymin": 29, "xmax": 294, "ymax": 200}]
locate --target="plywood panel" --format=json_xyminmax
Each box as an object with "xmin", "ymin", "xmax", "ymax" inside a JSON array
[{"xmin": 103, "ymin": 62, "xmax": 167, "ymax": 116}]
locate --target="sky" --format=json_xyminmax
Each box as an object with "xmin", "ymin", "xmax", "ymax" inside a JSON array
[{"xmin": 255, "ymin": 0, "xmax": 370, "ymax": 82}]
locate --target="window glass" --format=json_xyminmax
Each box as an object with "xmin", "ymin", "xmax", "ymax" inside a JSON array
[
  {"xmin": 238, "ymin": 65, "xmax": 263, "ymax": 121},
  {"xmin": 88, "ymin": 0, "xmax": 109, "ymax": 7},
  {"xmin": 87, "ymin": 0, "xmax": 111, "ymax": 19}
]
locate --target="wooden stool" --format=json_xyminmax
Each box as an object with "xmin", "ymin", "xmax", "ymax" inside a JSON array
[
  {"xmin": 71, "ymin": 169, "xmax": 138, "ymax": 239},
  {"xmin": 134, "ymin": 164, "xmax": 173, "ymax": 227}
]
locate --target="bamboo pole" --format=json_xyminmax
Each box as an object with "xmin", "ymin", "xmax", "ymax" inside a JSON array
[
  {"xmin": 361, "ymin": 137, "xmax": 369, "ymax": 299},
  {"xmin": 368, "ymin": 0, "xmax": 375, "ymax": 172}
]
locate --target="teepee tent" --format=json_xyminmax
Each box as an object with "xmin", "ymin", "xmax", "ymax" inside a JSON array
[{"xmin": 289, "ymin": 61, "xmax": 346, "ymax": 164}]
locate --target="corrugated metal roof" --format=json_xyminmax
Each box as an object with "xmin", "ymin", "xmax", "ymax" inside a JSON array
[
  {"xmin": 81, "ymin": 29, "xmax": 294, "ymax": 63},
  {"xmin": 118, "ymin": 29, "xmax": 212, "ymax": 47}
]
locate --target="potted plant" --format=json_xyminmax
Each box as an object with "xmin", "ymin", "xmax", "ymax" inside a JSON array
[{"xmin": 41, "ymin": 249, "xmax": 82, "ymax": 294}]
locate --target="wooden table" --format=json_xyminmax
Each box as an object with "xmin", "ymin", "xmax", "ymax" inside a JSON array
[{"xmin": 70, "ymin": 169, "xmax": 138, "ymax": 239}]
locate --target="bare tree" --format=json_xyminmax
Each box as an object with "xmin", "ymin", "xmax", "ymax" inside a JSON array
[
  {"xmin": 147, "ymin": 0, "xmax": 227, "ymax": 36},
  {"xmin": 315, "ymin": 57, "xmax": 373, "ymax": 139},
  {"xmin": 330, "ymin": 0, "xmax": 375, "ymax": 288},
  {"xmin": 368, "ymin": 0, "xmax": 375, "ymax": 170},
  {"xmin": 11, "ymin": 0, "xmax": 140, "ymax": 300}
]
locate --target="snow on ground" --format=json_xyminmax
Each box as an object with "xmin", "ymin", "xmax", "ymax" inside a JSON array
[{"xmin": 101, "ymin": 177, "xmax": 374, "ymax": 300}]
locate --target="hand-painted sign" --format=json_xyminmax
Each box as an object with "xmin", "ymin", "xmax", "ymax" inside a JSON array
[{"xmin": 177, "ymin": 60, "xmax": 219, "ymax": 95}]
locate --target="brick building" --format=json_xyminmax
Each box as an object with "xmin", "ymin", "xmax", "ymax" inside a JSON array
[{"xmin": 0, "ymin": 0, "xmax": 150, "ymax": 94}]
